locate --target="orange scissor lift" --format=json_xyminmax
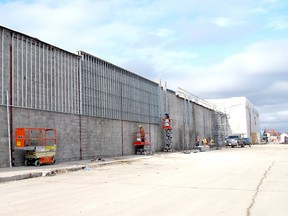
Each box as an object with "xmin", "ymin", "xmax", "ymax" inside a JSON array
[
  {"xmin": 133, "ymin": 132, "xmax": 152, "ymax": 155},
  {"xmin": 15, "ymin": 128, "xmax": 57, "ymax": 166}
]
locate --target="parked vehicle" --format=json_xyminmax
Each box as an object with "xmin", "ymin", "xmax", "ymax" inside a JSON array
[
  {"xmin": 225, "ymin": 135, "xmax": 244, "ymax": 148},
  {"xmin": 242, "ymin": 138, "xmax": 251, "ymax": 147}
]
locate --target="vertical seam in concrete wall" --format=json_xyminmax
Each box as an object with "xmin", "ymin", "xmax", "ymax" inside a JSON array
[
  {"xmin": 1, "ymin": 29, "xmax": 4, "ymax": 104},
  {"xmin": 25, "ymin": 36, "xmax": 28, "ymax": 108},
  {"xmin": 78, "ymin": 54, "xmax": 83, "ymax": 160},
  {"xmin": 9, "ymin": 32, "xmax": 14, "ymax": 166},
  {"xmin": 21, "ymin": 35, "xmax": 24, "ymax": 108},
  {"xmin": 203, "ymin": 109, "xmax": 206, "ymax": 136},
  {"xmin": 121, "ymin": 82, "xmax": 124, "ymax": 156},
  {"xmin": 192, "ymin": 103, "xmax": 197, "ymax": 148},
  {"xmin": 148, "ymin": 92, "xmax": 151, "ymax": 149}
]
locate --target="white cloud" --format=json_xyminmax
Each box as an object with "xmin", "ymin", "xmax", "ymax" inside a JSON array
[
  {"xmin": 260, "ymin": 110, "xmax": 288, "ymax": 123},
  {"xmin": 122, "ymin": 48, "xmax": 199, "ymax": 73},
  {"xmin": 153, "ymin": 28, "xmax": 175, "ymax": 38},
  {"xmin": 160, "ymin": 38, "xmax": 288, "ymax": 106},
  {"xmin": 211, "ymin": 17, "xmax": 233, "ymax": 27},
  {"xmin": 279, "ymin": 110, "xmax": 288, "ymax": 116},
  {"xmin": 268, "ymin": 81, "xmax": 288, "ymax": 92},
  {"xmin": 257, "ymin": 104, "xmax": 288, "ymax": 131},
  {"xmin": 266, "ymin": 16, "xmax": 288, "ymax": 30},
  {"xmin": 249, "ymin": 7, "xmax": 268, "ymax": 14},
  {"xmin": 214, "ymin": 39, "xmax": 288, "ymax": 75}
]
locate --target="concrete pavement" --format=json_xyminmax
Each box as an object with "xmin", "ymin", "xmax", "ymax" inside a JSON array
[
  {"xmin": 0, "ymin": 155, "xmax": 151, "ymax": 183},
  {"xmin": 0, "ymin": 146, "xmax": 240, "ymax": 183},
  {"xmin": 2, "ymin": 144, "xmax": 288, "ymax": 216}
]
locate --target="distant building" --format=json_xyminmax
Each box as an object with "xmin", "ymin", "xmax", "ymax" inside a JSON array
[
  {"xmin": 280, "ymin": 133, "xmax": 288, "ymax": 144},
  {"xmin": 208, "ymin": 97, "xmax": 260, "ymax": 144}
]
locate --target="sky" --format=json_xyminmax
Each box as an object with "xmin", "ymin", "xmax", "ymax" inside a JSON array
[{"xmin": 0, "ymin": 0, "xmax": 288, "ymax": 132}]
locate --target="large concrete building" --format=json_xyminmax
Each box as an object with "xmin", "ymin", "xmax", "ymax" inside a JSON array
[
  {"xmin": 208, "ymin": 97, "xmax": 260, "ymax": 144},
  {"xmin": 0, "ymin": 25, "xmax": 248, "ymax": 168}
]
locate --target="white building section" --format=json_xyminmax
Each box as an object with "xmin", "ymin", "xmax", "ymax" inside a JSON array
[{"xmin": 208, "ymin": 97, "xmax": 260, "ymax": 144}]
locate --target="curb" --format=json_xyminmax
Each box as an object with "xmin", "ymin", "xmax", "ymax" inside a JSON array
[
  {"xmin": 0, "ymin": 172, "xmax": 43, "ymax": 183},
  {"xmin": 0, "ymin": 157, "xmax": 147, "ymax": 183}
]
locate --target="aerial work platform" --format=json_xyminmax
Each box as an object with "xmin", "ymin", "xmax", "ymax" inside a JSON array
[
  {"xmin": 15, "ymin": 128, "xmax": 57, "ymax": 166},
  {"xmin": 162, "ymin": 118, "xmax": 173, "ymax": 151},
  {"xmin": 133, "ymin": 131, "xmax": 152, "ymax": 155}
]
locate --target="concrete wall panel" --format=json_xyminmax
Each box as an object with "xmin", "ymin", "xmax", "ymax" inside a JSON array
[
  {"xmin": 12, "ymin": 108, "xmax": 81, "ymax": 165},
  {"xmin": 166, "ymin": 90, "xmax": 216, "ymax": 150},
  {"xmin": 0, "ymin": 28, "xmax": 11, "ymax": 105},
  {"xmin": 0, "ymin": 106, "xmax": 10, "ymax": 168}
]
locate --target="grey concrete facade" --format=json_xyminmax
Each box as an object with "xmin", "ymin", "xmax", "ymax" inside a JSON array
[
  {"xmin": 163, "ymin": 90, "xmax": 216, "ymax": 150},
  {"xmin": 0, "ymin": 25, "xmax": 226, "ymax": 168}
]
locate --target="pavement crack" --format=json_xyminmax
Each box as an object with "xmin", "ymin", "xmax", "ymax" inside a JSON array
[{"xmin": 246, "ymin": 161, "xmax": 275, "ymax": 216}]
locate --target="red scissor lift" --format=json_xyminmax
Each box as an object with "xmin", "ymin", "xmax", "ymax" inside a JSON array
[
  {"xmin": 162, "ymin": 118, "xmax": 173, "ymax": 151},
  {"xmin": 15, "ymin": 128, "xmax": 57, "ymax": 166},
  {"xmin": 133, "ymin": 132, "xmax": 152, "ymax": 155}
]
